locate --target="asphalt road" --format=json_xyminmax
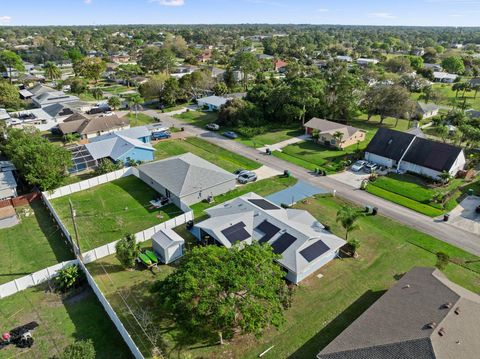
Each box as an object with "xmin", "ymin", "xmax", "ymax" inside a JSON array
[{"xmin": 150, "ymin": 110, "xmax": 480, "ymax": 256}]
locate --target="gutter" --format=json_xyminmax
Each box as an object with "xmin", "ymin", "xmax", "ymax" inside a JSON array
[{"xmin": 396, "ymin": 136, "xmax": 417, "ymax": 172}]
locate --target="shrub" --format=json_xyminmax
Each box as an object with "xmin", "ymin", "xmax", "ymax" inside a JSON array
[
  {"xmin": 348, "ymin": 239, "xmax": 361, "ymax": 257},
  {"xmin": 94, "ymin": 158, "xmax": 123, "ymax": 175},
  {"xmin": 436, "ymin": 251, "xmax": 450, "ymax": 270},
  {"xmin": 116, "ymin": 233, "xmax": 140, "ymax": 269},
  {"xmin": 55, "ymin": 264, "xmax": 85, "ymax": 292},
  {"xmin": 60, "ymin": 339, "xmax": 95, "ymax": 359}
]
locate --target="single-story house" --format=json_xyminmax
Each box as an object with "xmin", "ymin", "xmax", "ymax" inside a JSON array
[
  {"xmin": 69, "ymin": 129, "xmax": 154, "ymax": 173},
  {"xmin": 89, "ymin": 126, "xmax": 152, "ymax": 144},
  {"xmin": 197, "ymin": 95, "xmax": 229, "ymax": 111},
  {"xmin": 336, "ymin": 55, "xmax": 352, "ymax": 62},
  {"xmin": 274, "ymin": 59, "xmax": 288, "ymax": 72},
  {"xmin": 138, "ymin": 153, "xmax": 236, "ymax": 208},
  {"xmin": 0, "ymin": 109, "xmax": 11, "ymax": 121},
  {"xmin": 433, "ymin": 71, "xmax": 458, "ymax": 83},
  {"xmin": 416, "ymin": 102, "xmax": 440, "ymax": 119},
  {"xmin": 152, "ymin": 228, "xmax": 185, "ymax": 264},
  {"xmin": 0, "ymin": 170, "xmax": 17, "ymax": 200},
  {"xmin": 32, "ymin": 91, "xmax": 79, "ymax": 108},
  {"xmin": 304, "ymin": 118, "xmax": 366, "ymax": 149},
  {"xmin": 356, "ymin": 58, "xmax": 379, "ymax": 66},
  {"xmin": 365, "ymin": 128, "xmax": 466, "ymax": 179},
  {"xmin": 193, "ymin": 192, "xmax": 346, "ymax": 284},
  {"xmin": 424, "ymin": 63, "xmax": 443, "ymax": 72},
  {"xmin": 470, "ymin": 77, "xmax": 480, "ymax": 87},
  {"xmin": 58, "ymin": 113, "xmax": 130, "ymax": 140},
  {"xmin": 317, "ymin": 267, "xmax": 480, "ymax": 359}
]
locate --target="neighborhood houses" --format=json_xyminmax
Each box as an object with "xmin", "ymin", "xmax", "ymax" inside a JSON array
[{"xmin": 0, "ymin": 13, "xmax": 479, "ymax": 359}]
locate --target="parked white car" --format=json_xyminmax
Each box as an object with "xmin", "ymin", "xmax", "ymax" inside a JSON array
[{"xmin": 351, "ymin": 160, "xmax": 367, "ymax": 172}]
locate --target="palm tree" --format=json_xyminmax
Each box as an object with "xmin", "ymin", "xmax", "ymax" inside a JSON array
[
  {"xmin": 90, "ymin": 87, "xmax": 103, "ymax": 100},
  {"xmin": 43, "ymin": 61, "xmax": 61, "ymax": 82},
  {"xmin": 472, "ymin": 84, "xmax": 480, "ymax": 99},
  {"xmin": 332, "ymin": 131, "xmax": 344, "ymax": 149},
  {"xmin": 452, "ymin": 82, "xmax": 464, "ymax": 98},
  {"xmin": 336, "ymin": 205, "xmax": 361, "ymax": 242},
  {"xmin": 129, "ymin": 94, "xmax": 144, "ymax": 125}
]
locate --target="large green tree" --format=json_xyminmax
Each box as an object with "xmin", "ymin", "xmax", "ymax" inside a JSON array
[
  {"xmin": 234, "ymin": 52, "xmax": 260, "ymax": 90},
  {"xmin": 154, "ymin": 244, "xmax": 293, "ymax": 344},
  {"xmin": 73, "ymin": 57, "xmax": 106, "ymax": 82},
  {"xmin": 43, "ymin": 61, "xmax": 61, "ymax": 81},
  {"xmin": 1, "ymin": 128, "xmax": 71, "ymax": 191},
  {"xmin": 139, "ymin": 47, "xmax": 176, "ymax": 73},
  {"xmin": 0, "ymin": 50, "xmax": 24, "ymax": 83},
  {"xmin": 442, "ymin": 56, "xmax": 465, "ymax": 74},
  {"xmin": 0, "ymin": 81, "xmax": 21, "ymax": 109}
]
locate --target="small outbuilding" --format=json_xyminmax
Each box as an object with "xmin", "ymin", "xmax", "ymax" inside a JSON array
[{"xmin": 152, "ymin": 228, "xmax": 185, "ymax": 264}]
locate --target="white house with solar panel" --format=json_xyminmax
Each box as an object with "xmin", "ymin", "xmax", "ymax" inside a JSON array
[{"xmin": 193, "ymin": 192, "xmax": 346, "ymax": 284}]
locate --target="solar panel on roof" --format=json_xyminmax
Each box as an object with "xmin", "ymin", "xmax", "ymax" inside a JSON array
[
  {"xmin": 300, "ymin": 240, "xmax": 330, "ymax": 262},
  {"xmin": 248, "ymin": 199, "xmax": 280, "ymax": 210},
  {"xmin": 221, "ymin": 222, "xmax": 250, "ymax": 244},
  {"xmin": 256, "ymin": 220, "xmax": 280, "ymax": 244},
  {"xmin": 271, "ymin": 233, "xmax": 296, "ymax": 254}
]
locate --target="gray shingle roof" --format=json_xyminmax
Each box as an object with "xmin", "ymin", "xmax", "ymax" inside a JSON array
[
  {"xmin": 138, "ymin": 153, "xmax": 236, "ymax": 198},
  {"xmin": 85, "ymin": 134, "xmax": 153, "ymax": 161},
  {"xmin": 318, "ymin": 267, "xmax": 480, "ymax": 359}
]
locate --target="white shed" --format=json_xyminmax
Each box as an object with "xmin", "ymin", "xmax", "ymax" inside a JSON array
[{"xmin": 152, "ymin": 228, "xmax": 185, "ymax": 264}]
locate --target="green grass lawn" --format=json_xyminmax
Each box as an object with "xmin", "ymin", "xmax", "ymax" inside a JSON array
[
  {"xmin": 123, "ymin": 112, "xmax": 157, "ymax": 126},
  {"xmin": 99, "ymin": 84, "xmax": 134, "ymax": 94},
  {"xmin": 87, "ymin": 195, "xmax": 480, "ymax": 359},
  {"xmin": 366, "ymin": 173, "xmax": 473, "ymax": 217},
  {"xmin": 173, "ymin": 110, "xmax": 218, "ymax": 127},
  {"xmin": 154, "ymin": 137, "xmax": 260, "ymax": 172},
  {"xmin": 0, "ymin": 284, "xmax": 132, "ymax": 359},
  {"xmin": 411, "ymin": 83, "xmax": 480, "ymax": 111},
  {"xmin": 51, "ymin": 176, "xmax": 182, "ymax": 251},
  {"xmin": 0, "ymin": 202, "xmax": 73, "ymax": 285}
]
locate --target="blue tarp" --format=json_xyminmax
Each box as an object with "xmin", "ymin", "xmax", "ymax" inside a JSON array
[{"xmin": 266, "ymin": 181, "xmax": 328, "ymax": 206}]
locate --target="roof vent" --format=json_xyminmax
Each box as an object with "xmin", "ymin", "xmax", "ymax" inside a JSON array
[
  {"xmin": 387, "ymin": 139, "xmax": 393, "ymax": 145},
  {"xmin": 454, "ymin": 307, "xmax": 460, "ymax": 315},
  {"xmin": 438, "ymin": 328, "xmax": 446, "ymax": 337},
  {"xmin": 425, "ymin": 322, "xmax": 437, "ymax": 329},
  {"xmin": 402, "ymin": 284, "xmax": 410, "ymax": 289},
  {"xmin": 443, "ymin": 302, "xmax": 453, "ymax": 309}
]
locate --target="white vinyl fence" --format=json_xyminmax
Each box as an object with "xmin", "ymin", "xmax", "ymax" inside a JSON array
[
  {"xmin": 0, "ymin": 260, "xmax": 78, "ymax": 299},
  {"xmin": 44, "ymin": 167, "xmax": 135, "ymax": 200},
  {"xmin": 82, "ymin": 211, "xmax": 193, "ymax": 263},
  {"xmin": 79, "ymin": 261, "xmax": 144, "ymax": 359}
]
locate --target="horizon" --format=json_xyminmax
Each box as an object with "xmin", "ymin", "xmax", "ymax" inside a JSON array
[{"xmin": 2, "ymin": 0, "xmax": 480, "ymax": 27}]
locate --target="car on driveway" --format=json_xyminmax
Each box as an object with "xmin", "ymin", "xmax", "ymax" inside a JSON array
[
  {"xmin": 364, "ymin": 163, "xmax": 378, "ymax": 173},
  {"xmin": 206, "ymin": 123, "xmax": 220, "ymax": 131},
  {"xmin": 151, "ymin": 130, "xmax": 171, "ymax": 140},
  {"xmin": 234, "ymin": 169, "xmax": 249, "ymax": 176},
  {"xmin": 351, "ymin": 160, "xmax": 367, "ymax": 172},
  {"xmin": 223, "ymin": 131, "xmax": 238, "ymax": 139},
  {"xmin": 237, "ymin": 172, "xmax": 257, "ymax": 184}
]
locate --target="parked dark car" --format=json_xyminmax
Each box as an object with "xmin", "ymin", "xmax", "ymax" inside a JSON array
[
  {"xmin": 151, "ymin": 131, "xmax": 171, "ymax": 140},
  {"xmin": 223, "ymin": 131, "xmax": 238, "ymax": 139},
  {"xmin": 238, "ymin": 172, "xmax": 257, "ymax": 184}
]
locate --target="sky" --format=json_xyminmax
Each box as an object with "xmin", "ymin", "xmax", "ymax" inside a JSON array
[{"xmin": 1, "ymin": 0, "xmax": 480, "ymax": 27}]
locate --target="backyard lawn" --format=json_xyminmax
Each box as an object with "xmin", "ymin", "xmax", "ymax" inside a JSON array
[
  {"xmin": 173, "ymin": 110, "xmax": 218, "ymax": 127},
  {"xmin": 411, "ymin": 82, "xmax": 480, "ymax": 111},
  {"xmin": 0, "ymin": 202, "xmax": 73, "ymax": 285},
  {"xmin": 87, "ymin": 195, "xmax": 480, "ymax": 359},
  {"xmin": 51, "ymin": 176, "xmax": 182, "ymax": 251},
  {"xmin": 366, "ymin": 173, "xmax": 475, "ymax": 217},
  {"xmin": 123, "ymin": 112, "xmax": 157, "ymax": 126},
  {"xmin": 0, "ymin": 283, "xmax": 132, "ymax": 359},
  {"xmin": 154, "ymin": 137, "xmax": 260, "ymax": 172}
]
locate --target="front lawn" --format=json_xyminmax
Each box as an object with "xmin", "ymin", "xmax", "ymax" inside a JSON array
[
  {"xmin": 0, "ymin": 202, "xmax": 73, "ymax": 285},
  {"xmin": 51, "ymin": 176, "xmax": 182, "ymax": 251},
  {"xmin": 123, "ymin": 112, "xmax": 157, "ymax": 126},
  {"xmin": 411, "ymin": 82, "xmax": 480, "ymax": 111},
  {"xmin": 365, "ymin": 173, "xmax": 470, "ymax": 217},
  {"xmin": 0, "ymin": 283, "xmax": 131, "ymax": 359},
  {"xmin": 154, "ymin": 137, "xmax": 260, "ymax": 172},
  {"xmin": 87, "ymin": 195, "xmax": 480, "ymax": 359},
  {"xmin": 173, "ymin": 110, "xmax": 218, "ymax": 127}
]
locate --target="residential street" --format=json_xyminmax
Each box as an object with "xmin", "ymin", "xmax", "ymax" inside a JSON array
[{"xmin": 157, "ymin": 110, "xmax": 480, "ymax": 256}]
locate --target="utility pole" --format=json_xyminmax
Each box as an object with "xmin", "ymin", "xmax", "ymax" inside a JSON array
[{"xmin": 69, "ymin": 199, "xmax": 83, "ymax": 262}]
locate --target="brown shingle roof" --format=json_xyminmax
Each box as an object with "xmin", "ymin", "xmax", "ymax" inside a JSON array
[
  {"xmin": 59, "ymin": 114, "xmax": 128, "ymax": 136},
  {"xmin": 304, "ymin": 118, "xmax": 362, "ymax": 139},
  {"xmin": 317, "ymin": 267, "xmax": 480, "ymax": 359}
]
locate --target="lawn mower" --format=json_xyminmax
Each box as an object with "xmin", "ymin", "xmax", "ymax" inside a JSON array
[{"xmin": 0, "ymin": 321, "xmax": 39, "ymax": 350}]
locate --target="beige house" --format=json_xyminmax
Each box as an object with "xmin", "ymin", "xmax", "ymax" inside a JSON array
[{"xmin": 304, "ymin": 118, "xmax": 366, "ymax": 149}]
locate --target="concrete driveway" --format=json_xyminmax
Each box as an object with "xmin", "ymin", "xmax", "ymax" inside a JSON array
[
  {"xmin": 329, "ymin": 170, "xmax": 370, "ymax": 189},
  {"xmin": 235, "ymin": 165, "xmax": 282, "ymax": 187},
  {"xmin": 446, "ymin": 196, "xmax": 480, "ymax": 235}
]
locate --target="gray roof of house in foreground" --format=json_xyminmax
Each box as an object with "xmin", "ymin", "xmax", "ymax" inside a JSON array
[
  {"xmin": 317, "ymin": 267, "xmax": 480, "ymax": 359},
  {"xmin": 304, "ymin": 118, "xmax": 363, "ymax": 138},
  {"xmin": 196, "ymin": 192, "xmax": 346, "ymax": 276},
  {"xmin": 0, "ymin": 171, "xmax": 17, "ymax": 190},
  {"xmin": 89, "ymin": 126, "xmax": 151, "ymax": 143},
  {"xmin": 138, "ymin": 153, "xmax": 236, "ymax": 198}
]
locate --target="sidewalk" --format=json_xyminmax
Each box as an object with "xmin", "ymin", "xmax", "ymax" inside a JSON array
[{"xmin": 257, "ymin": 134, "xmax": 310, "ymax": 152}]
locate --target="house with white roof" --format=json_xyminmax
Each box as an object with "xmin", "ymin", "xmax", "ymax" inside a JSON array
[
  {"xmin": 433, "ymin": 71, "xmax": 458, "ymax": 83},
  {"xmin": 193, "ymin": 192, "xmax": 346, "ymax": 284},
  {"xmin": 32, "ymin": 91, "xmax": 79, "ymax": 108},
  {"xmin": 357, "ymin": 58, "xmax": 379, "ymax": 66},
  {"xmin": 196, "ymin": 95, "xmax": 230, "ymax": 111}
]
